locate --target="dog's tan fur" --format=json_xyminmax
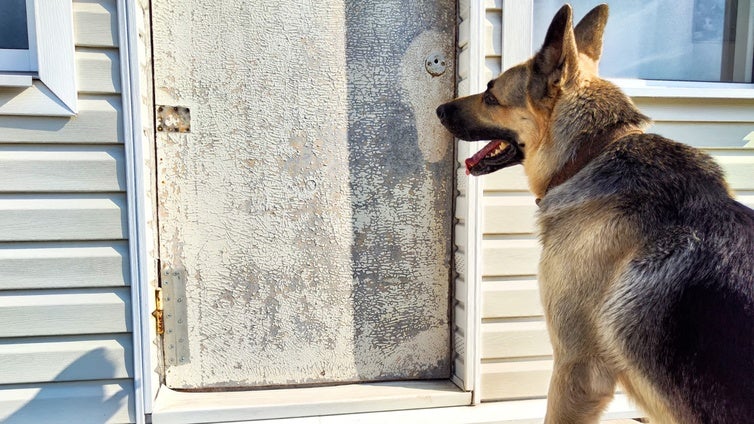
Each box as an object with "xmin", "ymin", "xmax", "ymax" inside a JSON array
[
  {"xmin": 437, "ymin": 4, "xmax": 754, "ymax": 424},
  {"xmin": 496, "ymin": 11, "xmax": 682, "ymax": 420}
]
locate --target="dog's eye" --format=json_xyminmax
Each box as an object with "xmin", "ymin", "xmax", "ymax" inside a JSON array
[{"xmin": 483, "ymin": 92, "xmax": 500, "ymax": 106}]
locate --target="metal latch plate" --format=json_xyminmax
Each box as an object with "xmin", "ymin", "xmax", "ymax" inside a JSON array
[{"xmin": 156, "ymin": 105, "xmax": 191, "ymax": 133}]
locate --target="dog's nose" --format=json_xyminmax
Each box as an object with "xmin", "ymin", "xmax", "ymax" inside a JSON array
[{"xmin": 436, "ymin": 104, "xmax": 447, "ymax": 120}]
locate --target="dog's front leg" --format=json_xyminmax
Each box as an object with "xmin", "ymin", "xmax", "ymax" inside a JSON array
[{"xmin": 543, "ymin": 357, "xmax": 616, "ymax": 424}]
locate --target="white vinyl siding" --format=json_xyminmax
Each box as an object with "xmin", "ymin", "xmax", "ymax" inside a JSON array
[
  {"xmin": 637, "ymin": 97, "xmax": 754, "ymax": 211},
  {"xmin": 478, "ymin": 1, "xmax": 754, "ymax": 413},
  {"xmin": 0, "ymin": 1, "xmax": 134, "ymax": 423},
  {"xmin": 477, "ymin": 0, "xmax": 550, "ymax": 404},
  {"xmin": 483, "ymin": 0, "xmax": 502, "ymax": 82},
  {"xmin": 480, "ymin": 166, "xmax": 546, "ymax": 403}
]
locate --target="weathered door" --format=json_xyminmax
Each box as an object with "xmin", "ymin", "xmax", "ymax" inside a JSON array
[{"xmin": 152, "ymin": 0, "xmax": 456, "ymax": 388}]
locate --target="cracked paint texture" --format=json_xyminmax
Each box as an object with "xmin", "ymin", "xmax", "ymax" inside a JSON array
[{"xmin": 154, "ymin": 0, "xmax": 455, "ymax": 388}]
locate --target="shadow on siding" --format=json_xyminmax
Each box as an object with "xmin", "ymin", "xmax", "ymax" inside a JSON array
[{"xmin": 1, "ymin": 348, "xmax": 133, "ymax": 423}]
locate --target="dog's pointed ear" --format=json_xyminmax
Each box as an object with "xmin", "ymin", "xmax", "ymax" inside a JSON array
[
  {"xmin": 530, "ymin": 4, "xmax": 578, "ymax": 100},
  {"xmin": 574, "ymin": 4, "xmax": 609, "ymax": 62}
]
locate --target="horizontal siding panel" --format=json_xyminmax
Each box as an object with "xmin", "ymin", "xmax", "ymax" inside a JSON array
[
  {"xmin": 454, "ymin": 250, "xmax": 467, "ymax": 278},
  {"xmin": 482, "ymin": 320, "xmax": 551, "ymax": 359},
  {"xmin": 458, "ymin": 49, "xmax": 470, "ymax": 82},
  {"xmin": 0, "ymin": 380, "xmax": 134, "ymax": 423},
  {"xmin": 73, "ymin": 0, "xmax": 118, "ymax": 48},
  {"xmin": 0, "ymin": 334, "xmax": 132, "ymax": 384},
  {"xmin": 455, "ymin": 304, "xmax": 467, "ymax": 334},
  {"xmin": 454, "ymin": 323, "xmax": 466, "ymax": 353},
  {"xmin": 459, "ymin": 0, "xmax": 470, "ymax": 20},
  {"xmin": 481, "ymin": 360, "xmax": 552, "ymax": 400},
  {"xmin": 0, "ymin": 146, "xmax": 125, "ymax": 192},
  {"xmin": 457, "ymin": 140, "xmax": 482, "ymax": 166},
  {"xmin": 483, "ymin": 194, "xmax": 538, "ymax": 234},
  {"xmin": 649, "ymin": 122, "xmax": 752, "ymax": 149},
  {"xmin": 485, "ymin": 10, "xmax": 502, "ymax": 57},
  {"xmin": 0, "ymin": 242, "xmax": 129, "ymax": 290},
  {"xmin": 454, "ymin": 330, "xmax": 466, "ymax": 355},
  {"xmin": 634, "ymin": 98, "xmax": 754, "ymax": 122},
  {"xmin": 455, "ymin": 222, "xmax": 468, "ymax": 250},
  {"xmin": 455, "ymin": 194, "xmax": 467, "ymax": 220},
  {"xmin": 737, "ymin": 193, "xmax": 754, "ymax": 209},
  {"xmin": 481, "ymin": 362, "xmax": 632, "ymax": 402},
  {"xmin": 0, "ymin": 194, "xmax": 126, "ymax": 241},
  {"xmin": 0, "ymin": 96, "xmax": 122, "ymax": 144},
  {"xmin": 454, "ymin": 324, "xmax": 466, "ymax": 358},
  {"xmin": 482, "ymin": 166, "xmax": 529, "ymax": 192},
  {"xmin": 458, "ymin": 19, "xmax": 470, "ymax": 51},
  {"xmin": 482, "ymin": 238, "xmax": 540, "ymax": 277},
  {"xmin": 483, "ymin": 279, "xmax": 543, "ymax": 318},
  {"xmin": 484, "ymin": 57, "xmax": 500, "ymax": 82},
  {"xmin": 458, "ymin": 77, "xmax": 471, "ymax": 97},
  {"xmin": 453, "ymin": 357, "xmax": 465, "ymax": 388},
  {"xmin": 76, "ymin": 48, "xmax": 122, "ymax": 94},
  {"xmin": 709, "ymin": 150, "xmax": 754, "ymax": 190},
  {"xmin": 456, "ymin": 166, "xmax": 470, "ymax": 196},
  {"xmin": 455, "ymin": 277, "xmax": 468, "ymax": 303},
  {"xmin": 0, "ymin": 288, "xmax": 131, "ymax": 337}
]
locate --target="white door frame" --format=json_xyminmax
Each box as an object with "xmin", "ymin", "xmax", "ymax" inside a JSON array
[
  {"xmin": 118, "ymin": 0, "xmax": 485, "ymax": 423},
  {"xmin": 119, "ymin": 0, "xmax": 157, "ymax": 420}
]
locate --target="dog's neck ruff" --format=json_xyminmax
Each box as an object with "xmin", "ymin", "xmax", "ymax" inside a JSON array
[{"xmin": 535, "ymin": 126, "xmax": 644, "ymax": 206}]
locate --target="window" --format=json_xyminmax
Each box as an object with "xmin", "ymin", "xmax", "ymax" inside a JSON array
[
  {"xmin": 0, "ymin": 0, "xmax": 37, "ymax": 73},
  {"xmin": 533, "ymin": 0, "xmax": 754, "ymax": 84},
  {"xmin": 0, "ymin": 0, "xmax": 76, "ymax": 115}
]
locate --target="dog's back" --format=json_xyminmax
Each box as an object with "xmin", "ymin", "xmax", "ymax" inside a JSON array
[{"xmin": 540, "ymin": 133, "xmax": 754, "ymax": 423}]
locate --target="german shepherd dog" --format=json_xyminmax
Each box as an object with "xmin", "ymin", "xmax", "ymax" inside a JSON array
[{"xmin": 437, "ymin": 4, "xmax": 754, "ymax": 423}]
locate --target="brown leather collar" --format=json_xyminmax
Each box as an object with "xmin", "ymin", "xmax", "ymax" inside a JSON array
[{"xmin": 535, "ymin": 127, "xmax": 643, "ymax": 206}]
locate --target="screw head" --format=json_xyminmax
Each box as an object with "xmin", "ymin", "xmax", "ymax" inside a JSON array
[{"xmin": 425, "ymin": 52, "xmax": 447, "ymax": 76}]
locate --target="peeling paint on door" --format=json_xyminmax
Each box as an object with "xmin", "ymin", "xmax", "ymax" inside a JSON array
[{"xmin": 153, "ymin": 0, "xmax": 456, "ymax": 389}]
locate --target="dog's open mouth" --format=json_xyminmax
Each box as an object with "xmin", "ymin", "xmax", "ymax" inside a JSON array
[{"xmin": 465, "ymin": 140, "xmax": 520, "ymax": 176}]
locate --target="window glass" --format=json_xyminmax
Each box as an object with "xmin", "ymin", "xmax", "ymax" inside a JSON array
[
  {"xmin": 533, "ymin": 0, "xmax": 754, "ymax": 83},
  {"xmin": 0, "ymin": 0, "xmax": 30, "ymax": 50}
]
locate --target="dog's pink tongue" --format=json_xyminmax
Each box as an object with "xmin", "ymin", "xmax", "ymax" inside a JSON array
[{"xmin": 465, "ymin": 140, "xmax": 504, "ymax": 175}]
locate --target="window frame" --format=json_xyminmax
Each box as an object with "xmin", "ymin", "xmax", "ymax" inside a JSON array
[
  {"xmin": 0, "ymin": 0, "xmax": 77, "ymax": 116},
  {"xmin": 527, "ymin": 0, "xmax": 754, "ymax": 98},
  {"xmin": 608, "ymin": 78, "xmax": 754, "ymax": 99},
  {"xmin": 0, "ymin": 0, "xmax": 38, "ymax": 74}
]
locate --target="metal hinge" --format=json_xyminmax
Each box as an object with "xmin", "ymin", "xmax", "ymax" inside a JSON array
[
  {"xmin": 151, "ymin": 288, "xmax": 164, "ymax": 335},
  {"xmin": 161, "ymin": 267, "xmax": 190, "ymax": 365}
]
